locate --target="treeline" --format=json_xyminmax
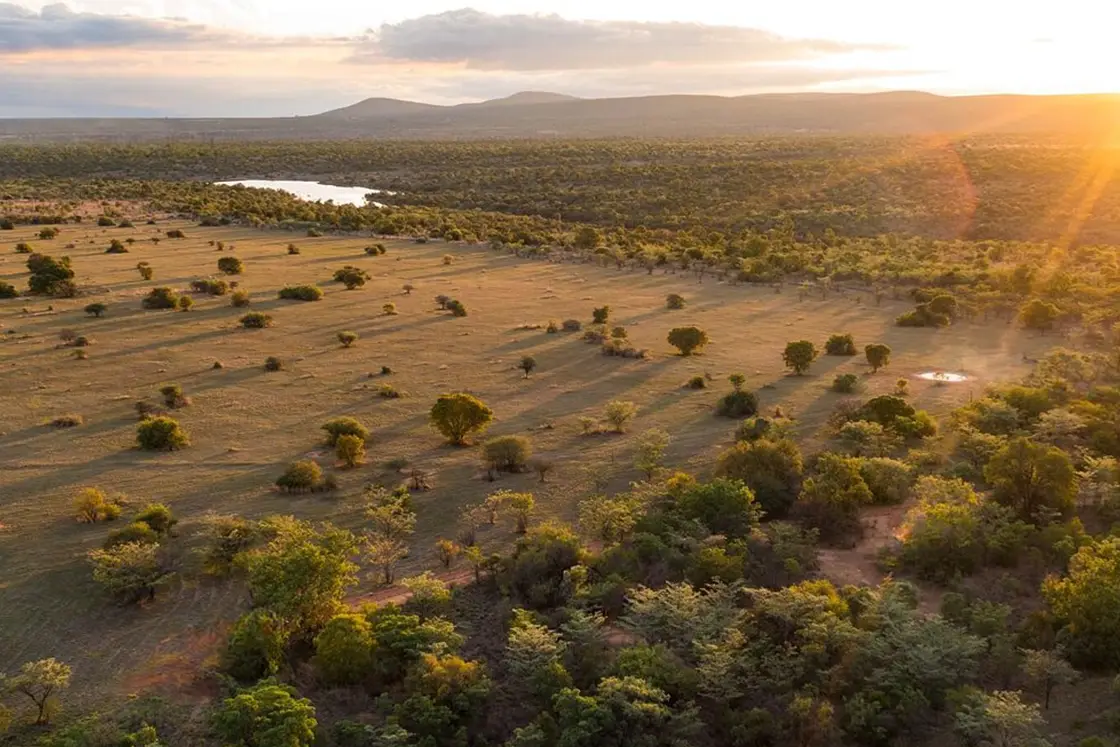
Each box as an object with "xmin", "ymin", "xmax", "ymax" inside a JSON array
[{"xmin": 2, "ymin": 136, "xmax": 1120, "ymax": 243}]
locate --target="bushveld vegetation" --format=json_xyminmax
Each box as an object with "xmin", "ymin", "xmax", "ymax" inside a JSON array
[{"xmin": 3, "ymin": 134, "xmax": 1120, "ymax": 746}]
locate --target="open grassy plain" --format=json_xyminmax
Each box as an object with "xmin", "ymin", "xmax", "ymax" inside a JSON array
[{"xmin": 0, "ymin": 216, "xmax": 1049, "ymax": 710}]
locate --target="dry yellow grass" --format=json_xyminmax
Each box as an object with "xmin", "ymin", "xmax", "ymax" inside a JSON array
[{"xmin": 0, "ymin": 218, "xmax": 1049, "ymax": 703}]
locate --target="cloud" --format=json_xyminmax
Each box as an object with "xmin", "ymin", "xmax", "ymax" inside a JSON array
[
  {"xmin": 0, "ymin": 2, "xmax": 232, "ymax": 51},
  {"xmin": 354, "ymin": 8, "xmax": 885, "ymax": 71}
]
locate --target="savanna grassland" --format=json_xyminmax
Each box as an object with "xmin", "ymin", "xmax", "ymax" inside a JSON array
[
  {"xmin": 4, "ymin": 135, "xmax": 1120, "ymax": 747},
  {"xmin": 0, "ymin": 216, "xmax": 1040, "ymax": 702}
]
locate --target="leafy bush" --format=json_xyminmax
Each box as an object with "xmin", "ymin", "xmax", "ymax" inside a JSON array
[
  {"xmin": 443, "ymin": 254, "xmax": 454, "ymax": 265},
  {"xmin": 84, "ymin": 302, "xmax": 108, "ymax": 318},
  {"xmin": 383, "ymin": 302, "xmax": 398, "ymax": 315},
  {"xmin": 135, "ymin": 503, "xmax": 177, "ymax": 536},
  {"xmin": 314, "ymin": 614, "xmax": 375, "ymax": 685},
  {"xmin": 430, "ymin": 393, "xmax": 493, "ymax": 445},
  {"xmin": 106, "ymin": 239, "xmax": 128, "ymax": 254},
  {"xmin": 142, "ymin": 287, "xmax": 179, "ymax": 310},
  {"xmin": 241, "ymin": 312, "xmax": 273, "ymax": 328},
  {"xmin": 14, "ymin": 242, "xmax": 32, "ymax": 253},
  {"xmin": 322, "ymin": 417, "xmax": 370, "ymax": 446},
  {"xmin": 519, "ymin": 355, "xmax": 537, "ymax": 377},
  {"xmin": 897, "ymin": 304, "xmax": 951, "ymax": 328},
  {"xmin": 483, "ymin": 435, "xmax": 533, "ymax": 473},
  {"xmin": 105, "ymin": 521, "xmax": 160, "ymax": 549},
  {"xmin": 592, "ymin": 306, "xmax": 611, "ymax": 324},
  {"xmin": 338, "ymin": 330, "xmax": 359, "ymax": 347},
  {"xmin": 276, "ymin": 460, "xmax": 325, "ymax": 492},
  {"xmin": 562, "ymin": 319, "xmax": 582, "ymax": 332},
  {"xmin": 0, "ymin": 281, "xmax": 17, "ymax": 298},
  {"xmin": 217, "ymin": 256, "xmax": 243, "ymax": 275},
  {"xmin": 447, "ymin": 299, "xmax": 467, "ymax": 317},
  {"xmin": 89, "ymin": 541, "xmax": 172, "ymax": 604},
  {"xmin": 136, "ymin": 262, "xmax": 153, "ymax": 280},
  {"xmin": 97, "ymin": 216, "xmax": 115, "ymax": 226},
  {"xmin": 212, "ymin": 682, "xmax": 317, "ymax": 747},
  {"xmin": 136, "ymin": 416, "xmax": 189, "ymax": 451},
  {"xmin": 667, "ymin": 326, "xmax": 709, "ymax": 356},
  {"xmin": 832, "ymin": 373, "xmax": 860, "ymax": 393},
  {"xmin": 0, "ymin": 218, "xmax": 13, "ymax": 229},
  {"xmin": 678, "ymin": 478, "xmax": 763, "ymax": 538},
  {"xmin": 333, "ymin": 266, "xmax": 370, "ymax": 289},
  {"xmin": 177, "ymin": 295, "xmax": 194, "ymax": 311},
  {"xmin": 159, "ymin": 384, "xmax": 189, "ymax": 408},
  {"xmin": 279, "ymin": 285, "xmax": 323, "ymax": 301},
  {"xmin": 685, "ymin": 375, "xmax": 707, "ymax": 390},
  {"xmin": 825, "ymin": 333, "xmax": 857, "ymax": 355},
  {"xmin": 263, "ymin": 356, "xmax": 284, "ymax": 371},
  {"xmin": 666, "ymin": 293, "xmax": 686, "ymax": 309},
  {"xmin": 717, "ymin": 389, "xmax": 759, "ymax": 418},
  {"xmin": 51, "ymin": 414, "xmax": 84, "ymax": 428},
  {"xmin": 288, "ymin": 243, "xmax": 300, "ymax": 255},
  {"xmin": 165, "ymin": 229, "xmax": 185, "ymax": 239},
  {"xmin": 39, "ymin": 227, "xmax": 59, "ymax": 239},
  {"xmin": 601, "ymin": 339, "xmax": 649, "ymax": 358},
  {"xmin": 1020, "ymin": 298, "xmax": 1061, "ymax": 331},
  {"xmin": 377, "ymin": 384, "xmax": 402, "ymax": 399},
  {"xmin": 230, "ymin": 289, "xmax": 251, "ymax": 307},
  {"xmin": 859, "ymin": 457, "xmax": 914, "ymax": 505},
  {"xmin": 365, "ymin": 243, "xmax": 387, "ymax": 255},
  {"xmin": 546, "ymin": 320, "xmax": 560, "ymax": 333},
  {"xmin": 190, "ymin": 278, "xmax": 228, "ymax": 296},
  {"xmin": 74, "ymin": 488, "xmax": 121, "ymax": 523}
]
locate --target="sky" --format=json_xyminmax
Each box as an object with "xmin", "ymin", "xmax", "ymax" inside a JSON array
[{"xmin": 1, "ymin": 0, "xmax": 1119, "ymax": 117}]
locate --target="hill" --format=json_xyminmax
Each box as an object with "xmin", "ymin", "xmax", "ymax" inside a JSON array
[{"xmin": 2, "ymin": 90, "xmax": 1120, "ymax": 142}]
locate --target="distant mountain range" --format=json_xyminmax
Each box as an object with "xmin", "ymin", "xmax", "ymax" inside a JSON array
[{"xmin": 2, "ymin": 91, "xmax": 1120, "ymax": 143}]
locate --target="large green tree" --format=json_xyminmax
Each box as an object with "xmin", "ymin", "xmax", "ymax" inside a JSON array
[
  {"xmin": 984, "ymin": 437, "xmax": 1076, "ymax": 523},
  {"xmin": 1043, "ymin": 537, "xmax": 1120, "ymax": 669},
  {"xmin": 212, "ymin": 681, "xmax": 317, "ymax": 747}
]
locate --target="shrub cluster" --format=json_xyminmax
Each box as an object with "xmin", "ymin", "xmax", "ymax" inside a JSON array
[
  {"xmin": 825, "ymin": 333, "xmax": 857, "ymax": 356},
  {"xmin": 279, "ymin": 285, "xmax": 324, "ymax": 301},
  {"xmin": 241, "ymin": 312, "xmax": 273, "ymax": 329},
  {"xmin": 191, "ymin": 278, "xmax": 229, "ymax": 296},
  {"xmin": 27, "ymin": 253, "xmax": 76, "ymax": 296},
  {"xmin": 142, "ymin": 287, "xmax": 179, "ymax": 310},
  {"xmin": 333, "ymin": 266, "xmax": 370, "ymax": 289}
]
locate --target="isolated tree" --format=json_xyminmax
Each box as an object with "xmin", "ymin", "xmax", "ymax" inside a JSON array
[
  {"xmin": 89, "ymin": 541, "xmax": 173, "ymax": 604},
  {"xmin": 605, "ymin": 400, "xmax": 638, "ymax": 433},
  {"xmin": 3, "ymin": 658, "xmax": 71, "ymax": 725},
  {"xmin": 136, "ymin": 262, "xmax": 154, "ymax": 280},
  {"xmin": 212, "ymin": 681, "xmax": 317, "ymax": 747},
  {"xmin": 73, "ymin": 487, "xmax": 121, "ymax": 523},
  {"xmin": 1022, "ymin": 648, "xmax": 1080, "ymax": 709},
  {"xmin": 367, "ymin": 536, "xmax": 409, "ymax": 586},
  {"xmin": 435, "ymin": 539, "xmax": 460, "ymax": 569},
  {"xmin": 429, "ymin": 393, "xmax": 494, "ymax": 445},
  {"xmin": 592, "ymin": 305, "xmax": 611, "ymax": 324},
  {"xmin": 84, "ymin": 302, "xmax": 107, "ymax": 318},
  {"xmin": 313, "ymin": 613, "xmax": 375, "ymax": 686},
  {"xmin": 336, "ymin": 434, "xmax": 365, "ymax": 468},
  {"xmin": 337, "ymin": 331, "xmax": 358, "ymax": 348},
  {"xmin": 502, "ymin": 492, "xmax": 536, "ymax": 534},
  {"xmin": 634, "ymin": 428, "xmax": 671, "ymax": 479},
  {"xmin": 865, "ymin": 343, "xmax": 892, "ymax": 373},
  {"xmin": 519, "ymin": 355, "xmax": 537, "ymax": 378},
  {"xmin": 667, "ymin": 326, "xmax": 709, "ymax": 356},
  {"xmin": 783, "ymin": 340, "xmax": 819, "ymax": 375},
  {"xmin": 985, "ymin": 437, "xmax": 1076, "ymax": 522},
  {"xmin": 666, "ymin": 293, "xmax": 686, "ymax": 310}
]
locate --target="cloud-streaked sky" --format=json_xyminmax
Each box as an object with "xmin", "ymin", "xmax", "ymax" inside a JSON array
[{"xmin": 1, "ymin": 1, "xmax": 1118, "ymax": 117}]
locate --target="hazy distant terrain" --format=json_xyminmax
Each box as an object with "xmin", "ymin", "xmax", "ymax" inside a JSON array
[{"xmin": 2, "ymin": 90, "xmax": 1120, "ymax": 142}]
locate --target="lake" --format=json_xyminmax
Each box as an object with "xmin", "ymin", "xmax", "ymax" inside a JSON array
[{"xmin": 214, "ymin": 179, "xmax": 389, "ymax": 207}]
